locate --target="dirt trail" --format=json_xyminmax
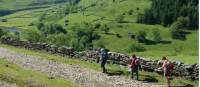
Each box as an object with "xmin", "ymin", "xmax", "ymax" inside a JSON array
[{"xmin": 0, "ymin": 47, "xmax": 166, "ymax": 87}]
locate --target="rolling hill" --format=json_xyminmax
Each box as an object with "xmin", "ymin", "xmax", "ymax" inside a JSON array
[{"xmin": 0, "ymin": 0, "xmax": 198, "ymax": 64}]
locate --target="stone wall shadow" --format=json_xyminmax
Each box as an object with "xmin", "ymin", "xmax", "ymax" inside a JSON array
[{"xmin": 141, "ymin": 75, "xmax": 158, "ymax": 83}]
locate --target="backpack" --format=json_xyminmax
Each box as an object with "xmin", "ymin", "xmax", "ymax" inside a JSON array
[
  {"xmin": 166, "ymin": 61, "xmax": 174, "ymax": 71},
  {"xmin": 101, "ymin": 52, "xmax": 108, "ymax": 60},
  {"xmin": 131, "ymin": 58, "xmax": 139, "ymax": 68}
]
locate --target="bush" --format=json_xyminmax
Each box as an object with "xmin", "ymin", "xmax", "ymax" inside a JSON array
[
  {"xmin": 100, "ymin": 24, "xmax": 110, "ymax": 34},
  {"xmin": 127, "ymin": 43, "xmax": 146, "ymax": 52},
  {"xmin": 175, "ymin": 16, "xmax": 189, "ymax": 29},
  {"xmin": 1, "ymin": 19, "xmax": 7, "ymax": 22},
  {"xmin": 152, "ymin": 29, "xmax": 162, "ymax": 42},
  {"xmin": 39, "ymin": 23, "xmax": 67, "ymax": 35},
  {"xmin": 46, "ymin": 33, "xmax": 70, "ymax": 46},
  {"xmin": 115, "ymin": 15, "xmax": 124, "ymax": 23},
  {"xmin": 2, "ymin": 32, "xmax": 20, "ymax": 40},
  {"xmin": 21, "ymin": 29, "xmax": 42, "ymax": 42},
  {"xmin": 94, "ymin": 23, "xmax": 101, "ymax": 29},
  {"xmin": 0, "ymin": 28, "xmax": 7, "ymax": 38},
  {"xmin": 116, "ymin": 33, "xmax": 122, "ymax": 38},
  {"xmin": 136, "ymin": 30, "xmax": 147, "ymax": 43},
  {"xmin": 171, "ymin": 27, "xmax": 186, "ymax": 40},
  {"xmin": 170, "ymin": 18, "xmax": 187, "ymax": 40},
  {"xmin": 128, "ymin": 9, "xmax": 133, "ymax": 15}
]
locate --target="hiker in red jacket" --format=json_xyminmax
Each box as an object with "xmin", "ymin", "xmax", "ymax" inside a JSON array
[
  {"xmin": 162, "ymin": 57, "xmax": 174, "ymax": 87},
  {"xmin": 130, "ymin": 54, "xmax": 141, "ymax": 80}
]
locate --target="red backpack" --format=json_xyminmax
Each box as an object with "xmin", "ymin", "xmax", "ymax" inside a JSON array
[
  {"xmin": 166, "ymin": 62, "xmax": 174, "ymax": 71},
  {"xmin": 131, "ymin": 58, "xmax": 139, "ymax": 68}
]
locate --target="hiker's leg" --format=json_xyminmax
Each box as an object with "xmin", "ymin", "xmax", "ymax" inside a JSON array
[
  {"xmin": 135, "ymin": 70, "xmax": 139, "ymax": 80},
  {"xmin": 103, "ymin": 64, "xmax": 107, "ymax": 73},
  {"xmin": 167, "ymin": 74, "xmax": 170, "ymax": 86},
  {"xmin": 131, "ymin": 69, "xmax": 134, "ymax": 79},
  {"xmin": 101, "ymin": 63, "xmax": 104, "ymax": 73},
  {"xmin": 102, "ymin": 65, "xmax": 106, "ymax": 73}
]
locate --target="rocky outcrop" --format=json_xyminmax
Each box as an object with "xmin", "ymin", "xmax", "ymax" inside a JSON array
[{"xmin": 0, "ymin": 37, "xmax": 198, "ymax": 80}]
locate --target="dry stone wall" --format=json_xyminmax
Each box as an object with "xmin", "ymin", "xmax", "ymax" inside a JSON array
[{"xmin": 0, "ymin": 37, "xmax": 198, "ymax": 80}]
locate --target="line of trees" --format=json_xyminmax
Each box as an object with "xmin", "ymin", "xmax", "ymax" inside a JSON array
[{"xmin": 137, "ymin": 0, "xmax": 198, "ymax": 28}]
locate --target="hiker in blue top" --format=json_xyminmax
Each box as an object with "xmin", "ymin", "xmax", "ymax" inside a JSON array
[{"xmin": 100, "ymin": 48, "xmax": 108, "ymax": 73}]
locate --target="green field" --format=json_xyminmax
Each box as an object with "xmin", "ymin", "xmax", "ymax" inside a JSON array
[{"xmin": 0, "ymin": 0, "xmax": 198, "ymax": 65}]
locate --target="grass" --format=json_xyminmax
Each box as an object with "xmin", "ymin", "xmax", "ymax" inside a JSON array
[
  {"xmin": 0, "ymin": 58, "xmax": 81, "ymax": 87},
  {"xmin": 0, "ymin": 0, "xmax": 198, "ymax": 64},
  {"xmin": 0, "ymin": 44, "xmax": 198, "ymax": 87}
]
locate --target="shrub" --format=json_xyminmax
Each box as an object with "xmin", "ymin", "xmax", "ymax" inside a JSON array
[
  {"xmin": 174, "ymin": 16, "xmax": 189, "ymax": 29},
  {"xmin": 0, "ymin": 28, "xmax": 7, "ymax": 38},
  {"xmin": 152, "ymin": 29, "xmax": 162, "ymax": 42},
  {"xmin": 46, "ymin": 33, "xmax": 70, "ymax": 46},
  {"xmin": 100, "ymin": 24, "xmax": 110, "ymax": 34},
  {"xmin": 1, "ymin": 19, "xmax": 7, "ymax": 22},
  {"xmin": 21, "ymin": 29, "xmax": 42, "ymax": 42},
  {"xmin": 171, "ymin": 27, "xmax": 186, "ymax": 40},
  {"xmin": 2, "ymin": 32, "xmax": 20, "ymax": 40},
  {"xmin": 127, "ymin": 43, "xmax": 146, "ymax": 52},
  {"xmin": 136, "ymin": 30, "xmax": 147, "ymax": 43},
  {"xmin": 38, "ymin": 23, "xmax": 67, "ymax": 35},
  {"xmin": 116, "ymin": 33, "xmax": 122, "ymax": 38},
  {"xmin": 128, "ymin": 9, "xmax": 133, "ymax": 15},
  {"xmin": 94, "ymin": 23, "xmax": 101, "ymax": 29},
  {"xmin": 170, "ymin": 18, "xmax": 187, "ymax": 40},
  {"xmin": 115, "ymin": 15, "xmax": 124, "ymax": 23}
]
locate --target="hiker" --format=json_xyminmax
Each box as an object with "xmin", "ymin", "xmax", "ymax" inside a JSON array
[
  {"xmin": 129, "ymin": 54, "xmax": 141, "ymax": 80},
  {"xmin": 162, "ymin": 57, "xmax": 174, "ymax": 87},
  {"xmin": 100, "ymin": 48, "xmax": 108, "ymax": 73}
]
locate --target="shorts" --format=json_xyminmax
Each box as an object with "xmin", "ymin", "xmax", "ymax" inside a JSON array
[{"xmin": 164, "ymin": 69, "xmax": 171, "ymax": 80}]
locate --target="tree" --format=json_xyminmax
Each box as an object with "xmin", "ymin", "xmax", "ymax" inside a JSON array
[
  {"xmin": 69, "ymin": 23, "xmax": 100, "ymax": 51},
  {"xmin": 138, "ymin": 0, "xmax": 198, "ymax": 28}
]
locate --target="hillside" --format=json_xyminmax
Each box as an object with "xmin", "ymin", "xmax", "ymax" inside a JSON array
[{"xmin": 0, "ymin": 0, "xmax": 198, "ymax": 64}]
